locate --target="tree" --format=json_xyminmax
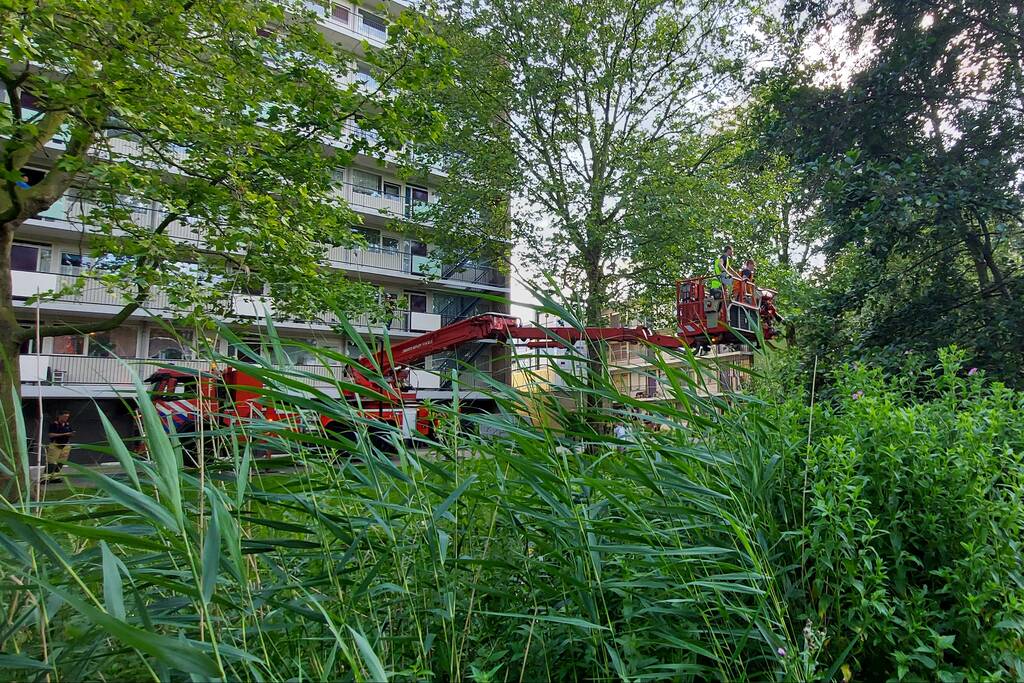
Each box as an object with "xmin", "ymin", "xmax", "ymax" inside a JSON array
[
  {"xmin": 424, "ymin": 0, "xmax": 770, "ymax": 327},
  {"xmin": 763, "ymin": 0, "xmax": 1024, "ymax": 384},
  {"xmin": 0, "ymin": 0, "xmax": 452, "ymax": 438},
  {"xmin": 620, "ymin": 131, "xmax": 799, "ymax": 328}
]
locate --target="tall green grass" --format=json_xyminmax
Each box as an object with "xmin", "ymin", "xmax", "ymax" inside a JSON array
[{"xmin": 1, "ymin": 316, "xmax": 1021, "ymax": 681}]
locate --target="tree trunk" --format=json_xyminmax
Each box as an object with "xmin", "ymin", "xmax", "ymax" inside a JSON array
[
  {"xmin": 778, "ymin": 202, "xmax": 792, "ymax": 268},
  {"xmin": 0, "ymin": 221, "xmax": 25, "ymax": 482},
  {"xmin": 972, "ymin": 212, "xmax": 1012, "ymax": 297},
  {"xmin": 582, "ymin": 259, "xmax": 609, "ymax": 414},
  {"xmin": 964, "ymin": 229, "xmax": 993, "ymax": 293}
]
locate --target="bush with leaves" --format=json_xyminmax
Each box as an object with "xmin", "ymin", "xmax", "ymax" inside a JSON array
[
  {"xmin": 1, "ymin": 322, "xmax": 1021, "ymax": 681},
  {"xmin": 728, "ymin": 347, "xmax": 1024, "ymax": 681}
]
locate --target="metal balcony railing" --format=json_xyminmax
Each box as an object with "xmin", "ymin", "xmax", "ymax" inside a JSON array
[
  {"xmin": 20, "ymin": 353, "xmax": 470, "ymax": 392},
  {"xmin": 23, "ymin": 186, "xmax": 505, "ymax": 288},
  {"xmin": 21, "ymin": 354, "xmax": 350, "ymax": 389},
  {"xmin": 329, "ymin": 243, "xmax": 506, "ymax": 287},
  {"xmin": 304, "ymin": 2, "xmax": 389, "ymax": 44},
  {"xmin": 12, "ymin": 269, "xmax": 417, "ymax": 331}
]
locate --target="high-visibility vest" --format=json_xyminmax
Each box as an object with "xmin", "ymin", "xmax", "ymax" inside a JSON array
[{"xmin": 710, "ymin": 255, "xmax": 729, "ymax": 289}]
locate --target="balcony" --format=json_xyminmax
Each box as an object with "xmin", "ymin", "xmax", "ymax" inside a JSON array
[
  {"xmin": 338, "ymin": 120, "xmax": 446, "ymax": 176},
  {"xmin": 12, "ymin": 269, "xmax": 171, "ymax": 310},
  {"xmin": 11, "ymin": 269, "xmax": 423, "ymax": 333},
  {"xmin": 329, "ymin": 244, "xmax": 506, "ymax": 288},
  {"xmin": 303, "ymin": 1, "xmax": 389, "ymax": 46},
  {"xmin": 22, "ymin": 193, "xmax": 505, "ymax": 300},
  {"xmin": 19, "ymin": 354, "xmax": 456, "ymax": 393}
]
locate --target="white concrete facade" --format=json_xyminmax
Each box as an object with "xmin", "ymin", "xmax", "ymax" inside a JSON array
[{"xmin": 9, "ymin": 1, "xmax": 511, "ymax": 402}]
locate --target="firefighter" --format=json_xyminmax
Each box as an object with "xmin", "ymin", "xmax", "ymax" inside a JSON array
[
  {"xmin": 45, "ymin": 410, "xmax": 75, "ymax": 480},
  {"xmin": 709, "ymin": 245, "xmax": 738, "ymax": 321},
  {"xmin": 740, "ymin": 259, "xmax": 758, "ymax": 305}
]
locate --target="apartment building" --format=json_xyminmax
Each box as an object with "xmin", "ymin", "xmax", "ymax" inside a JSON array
[
  {"xmin": 512, "ymin": 311, "xmax": 752, "ymax": 407},
  {"xmin": 9, "ymin": 0, "xmax": 511, "ymax": 455},
  {"xmin": 606, "ymin": 343, "xmax": 752, "ymax": 400}
]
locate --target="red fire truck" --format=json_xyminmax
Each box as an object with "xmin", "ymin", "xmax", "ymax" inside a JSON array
[{"xmin": 145, "ymin": 275, "xmax": 777, "ymax": 453}]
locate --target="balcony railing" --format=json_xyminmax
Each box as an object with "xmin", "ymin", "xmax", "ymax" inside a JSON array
[
  {"xmin": 21, "ymin": 354, "xmax": 345, "ymax": 389},
  {"xmin": 329, "ymin": 244, "xmax": 506, "ymax": 287},
  {"xmin": 303, "ymin": 1, "xmax": 390, "ymax": 44},
  {"xmin": 12, "ymin": 270, "xmax": 172, "ymax": 310},
  {"xmin": 337, "ymin": 120, "xmax": 446, "ymax": 175},
  {"xmin": 356, "ymin": 14, "xmax": 388, "ymax": 42},
  {"xmin": 24, "ymin": 193, "xmax": 158, "ymax": 231},
  {"xmin": 12, "ymin": 269, "xmax": 419, "ymax": 332},
  {"xmin": 20, "ymin": 354, "xmax": 465, "ymax": 392},
  {"xmin": 23, "ymin": 188, "xmax": 505, "ymax": 287},
  {"xmin": 611, "ymin": 365, "xmax": 745, "ymax": 398}
]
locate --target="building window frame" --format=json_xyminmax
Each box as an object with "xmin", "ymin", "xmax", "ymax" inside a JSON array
[
  {"xmin": 11, "ymin": 241, "xmax": 52, "ymax": 273},
  {"xmin": 350, "ymin": 168, "xmax": 382, "ymax": 197}
]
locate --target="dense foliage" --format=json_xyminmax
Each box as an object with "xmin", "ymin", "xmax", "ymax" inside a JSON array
[
  {"xmin": 737, "ymin": 347, "xmax": 1024, "ymax": 680},
  {"xmin": 761, "ymin": 0, "xmax": 1024, "ymax": 384},
  {"xmin": 0, "ymin": 0, "xmax": 452, "ymax": 416},
  {"xmin": 424, "ymin": 0, "xmax": 777, "ymax": 325},
  {"xmin": 0, "ymin": 326, "xmax": 1020, "ymax": 681}
]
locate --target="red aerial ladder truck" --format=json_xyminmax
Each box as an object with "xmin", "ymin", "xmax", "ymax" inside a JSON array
[{"xmin": 145, "ymin": 275, "xmax": 777, "ymax": 450}]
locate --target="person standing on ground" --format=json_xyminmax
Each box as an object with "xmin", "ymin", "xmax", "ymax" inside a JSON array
[{"xmin": 46, "ymin": 410, "xmax": 74, "ymax": 479}]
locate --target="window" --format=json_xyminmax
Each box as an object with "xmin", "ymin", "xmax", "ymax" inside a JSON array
[
  {"xmin": 351, "ymin": 169, "xmax": 382, "ymax": 196},
  {"xmin": 410, "ymin": 241, "xmax": 428, "ymax": 257},
  {"xmin": 358, "ymin": 9, "xmax": 388, "ymax": 40},
  {"xmin": 18, "ymin": 91, "xmax": 41, "ymax": 117},
  {"xmin": 11, "ymin": 242, "xmax": 51, "ymax": 272},
  {"xmin": 405, "ymin": 185, "xmax": 430, "ymax": 218},
  {"xmin": 52, "ymin": 335, "xmax": 86, "ymax": 355},
  {"xmin": 383, "ymin": 182, "xmax": 401, "ymax": 200},
  {"xmin": 228, "ymin": 336, "xmax": 266, "ymax": 360},
  {"xmin": 353, "ymin": 227, "xmax": 381, "ymax": 250},
  {"xmin": 354, "ymin": 63, "xmax": 380, "ymax": 91},
  {"xmin": 331, "ymin": 2, "xmax": 350, "ymax": 23},
  {"xmin": 283, "ymin": 338, "xmax": 318, "ymax": 366},
  {"xmin": 58, "ymin": 251, "xmax": 126, "ymax": 276},
  {"xmin": 148, "ymin": 330, "xmax": 193, "ymax": 360},
  {"xmin": 406, "ymin": 292, "xmax": 428, "ymax": 313},
  {"xmin": 87, "ymin": 328, "xmax": 137, "ymax": 358},
  {"xmin": 59, "ymin": 252, "xmax": 89, "ymax": 275},
  {"xmin": 381, "ymin": 235, "xmax": 400, "ymax": 252}
]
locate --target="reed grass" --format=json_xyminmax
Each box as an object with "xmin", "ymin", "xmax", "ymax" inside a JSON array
[{"xmin": 1, "ymin": 314, "xmax": 1019, "ymax": 681}]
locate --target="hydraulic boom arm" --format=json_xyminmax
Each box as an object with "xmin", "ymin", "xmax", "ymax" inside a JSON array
[{"xmin": 352, "ymin": 314, "xmax": 692, "ymax": 398}]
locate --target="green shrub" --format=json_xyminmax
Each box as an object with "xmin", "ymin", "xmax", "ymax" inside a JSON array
[
  {"xmin": 1, "ymin": 331, "xmax": 1020, "ymax": 682},
  {"xmin": 734, "ymin": 347, "xmax": 1024, "ymax": 681}
]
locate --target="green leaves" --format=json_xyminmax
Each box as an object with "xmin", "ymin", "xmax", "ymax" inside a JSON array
[
  {"xmin": 200, "ymin": 490, "xmax": 221, "ymax": 604},
  {"xmin": 348, "ymin": 626, "xmax": 389, "ymax": 683},
  {"xmin": 763, "ymin": 0, "xmax": 1024, "ymax": 386},
  {"xmin": 0, "ymin": 314, "xmax": 804, "ymax": 681},
  {"xmin": 100, "ymin": 541, "xmax": 127, "ymax": 621},
  {"xmin": 426, "ymin": 0, "xmax": 767, "ymax": 324},
  {"xmin": 10, "ymin": 316, "xmax": 1020, "ymax": 681},
  {"xmin": 2, "ymin": 0, "xmax": 455, "ymax": 345}
]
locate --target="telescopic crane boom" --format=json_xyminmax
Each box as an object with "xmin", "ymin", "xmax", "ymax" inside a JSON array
[{"xmin": 353, "ymin": 275, "xmax": 778, "ymax": 400}]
